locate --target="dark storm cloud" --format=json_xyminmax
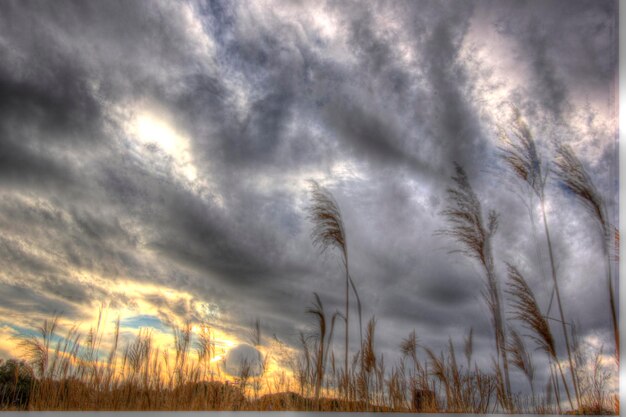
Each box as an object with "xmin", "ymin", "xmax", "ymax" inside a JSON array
[
  {"xmin": 0, "ymin": 0, "xmax": 617, "ymax": 399},
  {"xmin": 324, "ymin": 101, "xmax": 423, "ymax": 170},
  {"xmin": 0, "ymin": 69, "xmax": 104, "ymax": 145},
  {"xmin": 417, "ymin": 2, "xmax": 487, "ymax": 169},
  {"xmin": 173, "ymin": 4, "xmax": 329, "ymax": 169},
  {"xmin": 0, "ymin": 134, "xmax": 78, "ymax": 192}
]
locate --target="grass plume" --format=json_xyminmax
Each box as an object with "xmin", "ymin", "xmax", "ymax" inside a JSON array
[
  {"xmin": 553, "ymin": 143, "xmax": 619, "ymax": 364},
  {"xmin": 507, "ymin": 329, "xmax": 534, "ymax": 398},
  {"xmin": 438, "ymin": 163, "xmax": 512, "ymax": 407},
  {"xmin": 506, "ymin": 263, "xmax": 574, "ymax": 410},
  {"xmin": 498, "ymin": 109, "xmax": 580, "ymax": 404},
  {"xmin": 308, "ymin": 180, "xmax": 362, "ymax": 387}
]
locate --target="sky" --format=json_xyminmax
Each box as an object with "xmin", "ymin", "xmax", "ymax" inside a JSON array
[{"xmin": 0, "ymin": 0, "xmax": 618, "ymax": 396}]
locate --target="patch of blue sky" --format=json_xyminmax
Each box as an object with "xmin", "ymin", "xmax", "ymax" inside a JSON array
[
  {"xmin": 2, "ymin": 321, "xmax": 110, "ymax": 362},
  {"xmin": 120, "ymin": 315, "xmax": 168, "ymax": 332},
  {"xmin": 1, "ymin": 322, "xmax": 45, "ymax": 342}
]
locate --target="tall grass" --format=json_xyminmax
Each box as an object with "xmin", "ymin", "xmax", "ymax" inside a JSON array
[
  {"xmin": 11, "ymin": 316, "xmax": 252, "ymax": 411},
  {"xmin": 437, "ymin": 163, "xmax": 512, "ymax": 409},
  {"xmin": 4, "ymin": 297, "xmax": 616, "ymax": 413},
  {"xmin": 306, "ymin": 292, "xmax": 339, "ymax": 405},
  {"xmin": 507, "ymin": 328, "xmax": 534, "ymax": 400},
  {"xmin": 553, "ymin": 143, "xmax": 619, "ymax": 364},
  {"xmin": 308, "ymin": 181, "xmax": 360, "ymax": 381},
  {"xmin": 308, "ymin": 180, "xmax": 363, "ymax": 395},
  {"xmin": 506, "ymin": 263, "xmax": 573, "ymax": 411},
  {"xmin": 498, "ymin": 107, "xmax": 580, "ymax": 405}
]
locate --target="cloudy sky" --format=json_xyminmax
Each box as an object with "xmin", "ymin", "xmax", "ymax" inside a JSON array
[{"xmin": 0, "ymin": 0, "xmax": 618, "ymax": 395}]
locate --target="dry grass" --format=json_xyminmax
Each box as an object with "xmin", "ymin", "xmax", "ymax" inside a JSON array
[
  {"xmin": 507, "ymin": 329, "xmax": 534, "ymax": 398},
  {"xmin": 498, "ymin": 107, "xmax": 581, "ymax": 407},
  {"xmin": 308, "ymin": 180, "xmax": 362, "ymax": 382},
  {"xmin": 306, "ymin": 292, "xmax": 339, "ymax": 405},
  {"xmin": 554, "ymin": 143, "xmax": 619, "ymax": 364},
  {"xmin": 2, "ymin": 291, "xmax": 617, "ymax": 413},
  {"xmin": 497, "ymin": 106, "xmax": 545, "ymax": 198},
  {"xmin": 506, "ymin": 263, "xmax": 574, "ymax": 411},
  {"xmin": 437, "ymin": 163, "xmax": 512, "ymax": 409}
]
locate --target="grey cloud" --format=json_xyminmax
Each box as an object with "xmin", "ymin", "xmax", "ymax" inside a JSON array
[
  {"xmin": 0, "ymin": 282, "xmax": 82, "ymax": 320},
  {"xmin": 41, "ymin": 276, "xmax": 93, "ymax": 305},
  {"xmin": 491, "ymin": 0, "xmax": 617, "ymax": 120}
]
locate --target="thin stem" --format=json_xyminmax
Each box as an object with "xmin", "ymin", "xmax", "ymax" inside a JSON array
[
  {"xmin": 486, "ymin": 244, "xmax": 512, "ymax": 408},
  {"xmin": 550, "ymin": 361, "xmax": 562, "ymax": 414},
  {"xmin": 345, "ymin": 260, "xmax": 349, "ymax": 391},
  {"xmin": 604, "ymin": 234, "xmax": 619, "ymax": 364},
  {"xmin": 555, "ymin": 351, "xmax": 574, "ymax": 410},
  {"xmin": 540, "ymin": 198, "xmax": 580, "ymax": 408}
]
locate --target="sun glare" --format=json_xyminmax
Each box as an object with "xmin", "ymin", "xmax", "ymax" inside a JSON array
[
  {"xmin": 134, "ymin": 113, "xmax": 181, "ymax": 155},
  {"xmin": 126, "ymin": 109, "xmax": 198, "ymax": 183}
]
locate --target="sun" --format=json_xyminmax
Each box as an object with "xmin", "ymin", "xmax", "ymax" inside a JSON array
[{"xmin": 133, "ymin": 113, "xmax": 181, "ymax": 155}]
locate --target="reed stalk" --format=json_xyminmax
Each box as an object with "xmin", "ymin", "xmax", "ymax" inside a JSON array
[
  {"xmin": 553, "ymin": 143, "xmax": 619, "ymax": 364},
  {"xmin": 308, "ymin": 180, "xmax": 363, "ymax": 387},
  {"xmin": 498, "ymin": 107, "xmax": 581, "ymax": 406},
  {"xmin": 438, "ymin": 163, "xmax": 512, "ymax": 408}
]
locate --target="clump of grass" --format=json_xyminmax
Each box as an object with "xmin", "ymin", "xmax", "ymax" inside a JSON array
[
  {"xmin": 398, "ymin": 330, "xmax": 433, "ymax": 411},
  {"xmin": 572, "ymin": 326, "xmax": 618, "ymax": 415},
  {"xmin": 577, "ymin": 346, "xmax": 614, "ymax": 414},
  {"xmin": 425, "ymin": 339, "xmax": 496, "ymax": 413}
]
